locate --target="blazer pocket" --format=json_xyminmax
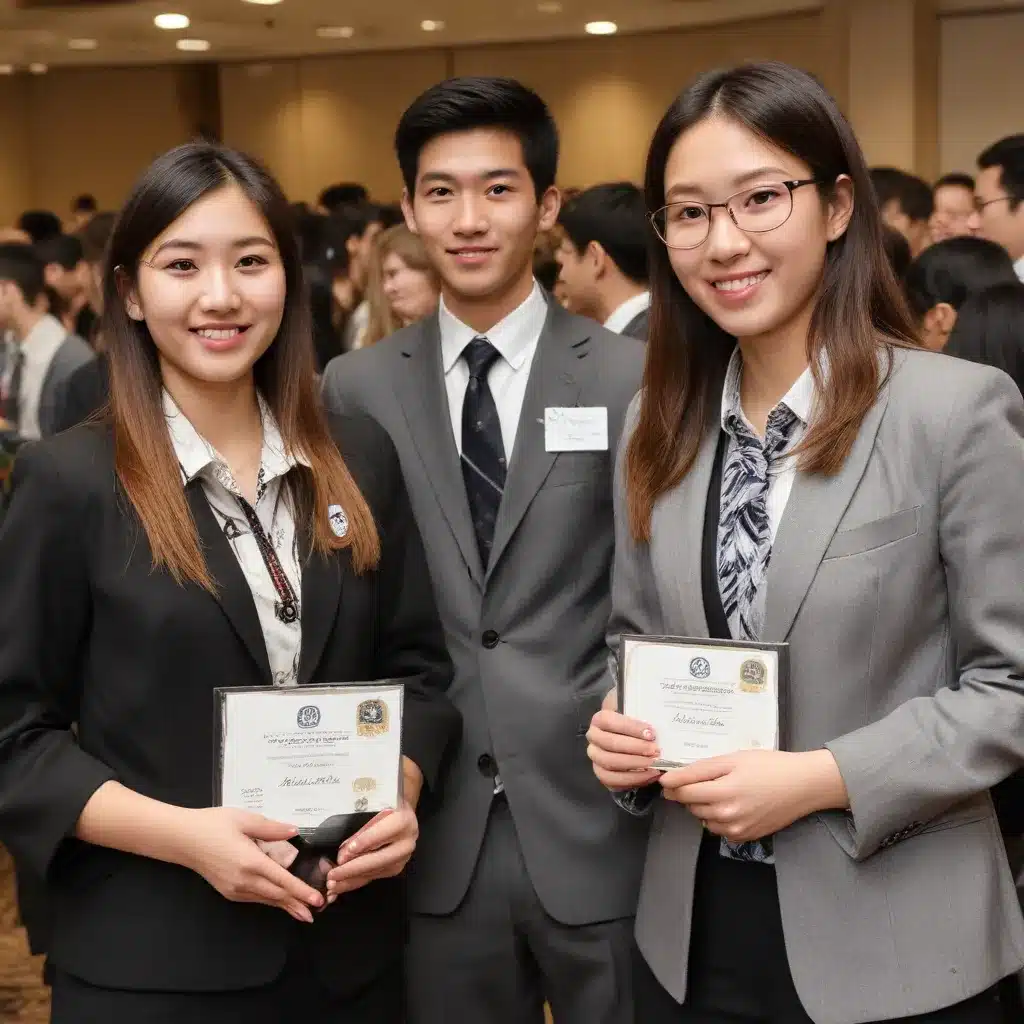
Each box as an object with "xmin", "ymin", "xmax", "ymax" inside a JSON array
[
  {"xmin": 544, "ymin": 451, "xmax": 610, "ymax": 490},
  {"xmin": 823, "ymin": 506, "xmax": 920, "ymax": 560}
]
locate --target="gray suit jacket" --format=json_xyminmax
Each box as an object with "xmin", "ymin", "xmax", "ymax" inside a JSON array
[
  {"xmin": 322, "ymin": 300, "xmax": 649, "ymax": 924},
  {"xmin": 611, "ymin": 347, "xmax": 1024, "ymax": 1024},
  {"xmin": 621, "ymin": 308, "xmax": 649, "ymax": 342},
  {"xmin": 0, "ymin": 333, "xmax": 94, "ymax": 438}
]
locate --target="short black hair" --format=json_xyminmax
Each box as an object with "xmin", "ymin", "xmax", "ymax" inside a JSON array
[
  {"xmin": 881, "ymin": 225, "xmax": 912, "ymax": 283},
  {"xmin": 327, "ymin": 201, "xmax": 382, "ymax": 246},
  {"xmin": 869, "ymin": 167, "xmax": 934, "ymax": 221},
  {"xmin": 904, "ymin": 235, "xmax": 1018, "ymax": 319},
  {"xmin": 377, "ymin": 202, "xmax": 405, "ymax": 230},
  {"xmin": 34, "ymin": 233, "xmax": 84, "ymax": 271},
  {"xmin": 946, "ymin": 281, "xmax": 1024, "ymax": 396},
  {"xmin": 395, "ymin": 76, "xmax": 558, "ymax": 198},
  {"xmin": 318, "ymin": 183, "xmax": 369, "ymax": 212},
  {"xmin": 978, "ymin": 135, "xmax": 1024, "ymax": 211},
  {"xmin": 16, "ymin": 210, "xmax": 63, "ymax": 244},
  {"xmin": 72, "ymin": 193, "xmax": 97, "ymax": 214},
  {"xmin": 934, "ymin": 172, "xmax": 975, "ymax": 193},
  {"xmin": 558, "ymin": 182, "xmax": 649, "ymax": 285},
  {"xmin": 0, "ymin": 243, "xmax": 46, "ymax": 304},
  {"xmin": 76, "ymin": 211, "xmax": 116, "ymax": 265}
]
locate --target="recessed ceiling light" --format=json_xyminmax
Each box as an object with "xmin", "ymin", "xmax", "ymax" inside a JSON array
[
  {"xmin": 176, "ymin": 38, "xmax": 211, "ymax": 52},
  {"xmin": 154, "ymin": 13, "xmax": 190, "ymax": 30},
  {"xmin": 420, "ymin": 19, "xmax": 446, "ymax": 32},
  {"xmin": 0, "ymin": 65, "xmax": 14, "ymax": 75},
  {"xmin": 537, "ymin": 2, "xmax": 563, "ymax": 12},
  {"xmin": 241, "ymin": 0, "xmax": 283, "ymax": 4},
  {"xmin": 68, "ymin": 38, "xmax": 99, "ymax": 51},
  {"xmin": 28, "ymin": 62, "xmax": 48, "ymax": 74},
  {"xmin": 316, "ymin": 25, "xmax": 355, "ymax": 40},
  {"xmin": 585, "ymin": 20, "xmax": 618, "ymax": 35}
]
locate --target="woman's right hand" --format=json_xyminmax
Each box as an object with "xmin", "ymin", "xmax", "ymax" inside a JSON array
[
  {"xmin": 181, "ymin": 808, "xmax": 325, "ymax": 923},
  {"xmin": 586, "ymin": 689, "xmax": 664, "ymax": 791}
]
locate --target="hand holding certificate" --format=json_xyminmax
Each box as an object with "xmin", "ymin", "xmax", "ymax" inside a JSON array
[
  {"xmin": 216, "ymin": 682, "xmax": 405, "ymax": 893},
  {"xmin": 618, "ymin": 635, "xmax": 788, "ymax": 768}
]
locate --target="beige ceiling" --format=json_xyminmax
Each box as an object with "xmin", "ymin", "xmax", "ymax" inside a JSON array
[{"xmin": 0, "ymin": 0, "xmax": 1017, "ymax": 69}]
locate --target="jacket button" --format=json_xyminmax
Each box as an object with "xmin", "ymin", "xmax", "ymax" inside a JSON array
[
  {"xmin": 482, "ymin": 630, "xmax": 500, "ymax": 649},
  {"xmin": 477, "ymin": 753, "xmax": 496, "ymax": 777}
]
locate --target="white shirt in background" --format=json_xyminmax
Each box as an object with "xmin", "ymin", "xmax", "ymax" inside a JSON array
[{"xmin": 603, "ymin": 290, "xmax": 651, "ymax": 334}]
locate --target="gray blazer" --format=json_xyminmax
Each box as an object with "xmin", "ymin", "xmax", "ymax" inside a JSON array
[
  {"xmin": 322, "ymin": 300, "xmax": 649, "ymax": 924},
  {"xmin": 611, "ymin": 347, "xmax": 1024, "ymax": 1024},
  {"xmin": 621, "ymin": 308, "xmax": 649, "ymax": 342},
  {"xmin": 0, "ymin": 333, "xmax": 94, "ymax": 438}
]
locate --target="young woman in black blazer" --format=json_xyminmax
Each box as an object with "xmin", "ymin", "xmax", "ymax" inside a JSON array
[{"xmin": 0, "ymin": 142, "xmax": 459, "ymax": 1023}]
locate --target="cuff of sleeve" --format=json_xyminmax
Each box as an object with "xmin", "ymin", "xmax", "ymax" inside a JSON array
[{"xmin": 400, "ymin": 691, "xmax": 461, "ymax": 796}]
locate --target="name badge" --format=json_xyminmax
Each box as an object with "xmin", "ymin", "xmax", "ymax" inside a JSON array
[{"xmin": 544, "ymin": 407, "xmax": 608, "ymax": 452}]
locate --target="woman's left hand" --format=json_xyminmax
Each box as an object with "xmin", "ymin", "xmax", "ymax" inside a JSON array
[
  {"xmin": 325, "ymin": 800, "xmax": 420, "ymax": 896},
  {"xmin": 659, "ymin": 749, "xmax": 849, "ymax": 843}
]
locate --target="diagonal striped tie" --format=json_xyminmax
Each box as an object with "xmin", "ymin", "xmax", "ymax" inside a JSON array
[{"xmin": 460, "ymin": 337, "xmax": 507, "ymax": 569}]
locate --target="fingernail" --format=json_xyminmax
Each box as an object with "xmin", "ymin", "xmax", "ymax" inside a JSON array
[
  {"xmin": 642, "ymin": 729, "xmax": 653, "ymax": 741},
  {"xmin": 309, "ymin": 894, "xmax": 324, "ymax": 907},
  {"xmin": 347, "ymin": 842, "xmax": 358, "ymax": 854}
]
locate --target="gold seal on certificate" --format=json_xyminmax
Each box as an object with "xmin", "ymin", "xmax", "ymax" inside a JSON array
[
  {"xmin": 618, "ymin": 636, "xmax": 788, "ymax": 768},
  {"xmin": 214, "ymin": 682, "xmax": 404, "ymax": 850}
]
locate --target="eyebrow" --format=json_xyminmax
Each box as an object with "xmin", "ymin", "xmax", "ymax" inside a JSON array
[
  {"xmin": 665, "ymin": 166, "xmax": 795, "ymax": 202},
  {"xmin": 418, "ymin": 168, "xmax": 523, "ymax": 187},
  {"xmin": 149, "ymin": 235, "xmax": 275, "ymax": 258}
]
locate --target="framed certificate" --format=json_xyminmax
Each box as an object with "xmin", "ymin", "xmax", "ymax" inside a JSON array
[
  {"xmin": 618, "ymin": 635, "xmax": 789, "ymax": 768},
  {"xmin": 214, "ymin": 682, "xmax": 404, "ymax": 852}
]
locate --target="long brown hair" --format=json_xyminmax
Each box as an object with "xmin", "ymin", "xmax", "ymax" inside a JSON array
[
  {"xmin": 628, "ymin": 62, "xmax": 917, "ymax": 541},
  {"xmin": 362, "ymin": 225, "xmax": 439, "ymax": 347},
  {"xmin": 104, "ymin": 141, "xmax": 379, "ymax": 591}
]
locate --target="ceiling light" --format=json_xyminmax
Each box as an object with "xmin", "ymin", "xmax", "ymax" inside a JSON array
[
  {"xmin": 28, "ymin": 63, "xmax": 47, "ymax": 74},
  {"xmin": 68, "ymin": 38, "xmax": 99, "ymax": 51},
  {"xmin": 537, "ymin": 2, "xmax": 563, "ymax": 12},
  {"xmin": 241, "ymin": 0, "xmax": 283, "ymax": 4},
  {"xmin": 0, "ymin": 65, "xmax": 14, "ymax": 75},
  {"xmin": 316, "ymin": 26, "xmax": 355, "ymax": 40},
  {"xmin": 585, "ymin": 20, "xmax": 618, "ymax": 34},
  {"xmin": 154, "ymin": 13, "xmax": 190, "ymax": 30},
  {"xmin": 420, "ymin": 19, "xmax": 446, "ymax": 31},
  {"xmin": 176, "ymin": 38, "xmax": 211, "ymax": 52}
]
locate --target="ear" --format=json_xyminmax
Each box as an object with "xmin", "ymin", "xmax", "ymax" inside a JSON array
[
  {"xmin": 42, "ymin": 263, "xmax": 60, "ymax": 288},
  {"xmin": 115, "ymin": 266, "xmax": 144, "ymax": 322},
  {"xmin": 826, "ymin": 175, "xmax": 855, "ymax": 243},
  {"xmin": 588, "ymin": 240, "xmax": 610, "ymax": 278},
  {"xmin": 401, "ymin": 189, "xmax": 419, "ymax": 235},
  {"xmin": 537, "ymin": 185, "xmax": 561, "ymax": 233},
  {"xmin": 933, "ymin": 302, "xmax": 958, "ymax": 335}
]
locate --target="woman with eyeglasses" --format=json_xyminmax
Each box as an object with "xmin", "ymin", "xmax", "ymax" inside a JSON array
[{"xmin": 586, "ymin": 62, "xmax": 1024, "ymax": 1024}]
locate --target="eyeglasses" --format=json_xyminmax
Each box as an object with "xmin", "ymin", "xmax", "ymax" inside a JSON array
[
  {"xmin": 650, "ymin": 179, "xmax": 819, "ymax": 250},
  {"xmin": 974, "ymin": 195, "xmax": 1011, "ymax": 214}
]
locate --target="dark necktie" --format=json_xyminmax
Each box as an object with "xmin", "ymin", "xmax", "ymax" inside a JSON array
[
  {"xmin": 460, "ymin": 337, "xmax": 507, "ymax": 569},
  {"xmin": 0, "ymin": 347, "xmax": 23, "ymax": 429}
]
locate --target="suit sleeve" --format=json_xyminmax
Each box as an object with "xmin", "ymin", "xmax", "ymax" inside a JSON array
[
  {"xmin": 0, "ymin": 443, "xmax": 116, "ymax": 877},
  {"xmin": 607, "ymin": 394, "xmax": 663, "ymax": 816},
  {"xmin": 370, "ymin": 429, "xmax": 460, "ymax": 796},
  {"xmin": 321, "ymin": 354, "xmax": 357, "ymax": 418},
  {"xmin": 825, "ymin": 369, "xmax": 1024, "ymax": 860}
]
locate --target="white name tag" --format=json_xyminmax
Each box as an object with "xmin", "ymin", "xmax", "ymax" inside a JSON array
[{"xmin": 544, "ymin": 407, "xmax": 608, "ymax": 452}]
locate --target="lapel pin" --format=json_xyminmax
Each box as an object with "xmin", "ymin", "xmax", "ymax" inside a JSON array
[{"xmin": 328, "ymin": 504, "xmax": 349, "ymax": 538}]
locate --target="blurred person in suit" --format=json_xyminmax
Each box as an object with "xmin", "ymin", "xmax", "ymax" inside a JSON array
[
  {"xmin": 871, "ymin": 166, "xmax": 933, "ymax": 257},
  {"xmin": 929, "ymin": 173, "xmax": 976, "ymax": 244},
  {"xmin": 969, "ymin": 135, "xmax": 1024, "ymax": 282},
  {"xmin": 555, "ymin": 183, "xmax": 651, "ymax": 340}
]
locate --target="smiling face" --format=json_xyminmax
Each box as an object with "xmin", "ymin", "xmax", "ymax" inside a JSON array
[
  {"xmin": 381, "ymin": 251, "xmax": 438, "ymax": 326},
  {"xmin": 127, "ymin": 183, "xmax": 287, "ymax": 393},
  {"xmin": 402, "ymin": 127, "xmax": 559, "ymax": 322},
  {"xmin": 661, "ymin": 115, "xmax": 853, "ymax": 349}
]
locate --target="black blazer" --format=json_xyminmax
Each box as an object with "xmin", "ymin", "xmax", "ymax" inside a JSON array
[{"xmin": 0, "ymin": 411, "xmax": 459, "ymax": 995}]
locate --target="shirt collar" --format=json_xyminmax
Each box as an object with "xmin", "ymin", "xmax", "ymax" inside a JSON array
[
  {"xmin": 720, "ymin": 346, "xmax": 817, "ymax": 436},
  {"xmin": 163, "ymin": 390, "xmax": 308, "ymax": 491},
  {"xmin": 439, "ymin": 280, "xmax": 548, "ymax": 375},
  {"xmin": 1014, "ymin": 255, "xmax": 1024, "ymax": 283},
  {"xmin": 603, "ymin": 291, "xmax": 651, "ymax": 333},
  {"xmin": 20, "ymin": 314, "xmax": 67, "ymax": 361}
]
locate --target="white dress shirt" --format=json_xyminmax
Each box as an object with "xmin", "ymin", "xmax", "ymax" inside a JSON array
[
  {"xmin": 1015, "ymin": 255, "xmax": 1024, "ymax": 284},
  {"xmin": 439, "ymin": 280, "xmax": 548, "ymax": 460},
  {"xmin": 164, "ymin": 391, "xmax": 309, "ymax": 688},
  {"xmin": 603, "ymin": 291, "xmax": 651, "ymax": 334},
  {"xmin": 2, "ymin": 314, "xmax": 67, "ymax": 440},
  {"xmin": 719, "ymin": 345, "xmax": 816, "ymax": 542}
]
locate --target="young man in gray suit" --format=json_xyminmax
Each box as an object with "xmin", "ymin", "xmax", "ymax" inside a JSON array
[
  {"xmin": 0, "ymin": 243, "xmax": 94, "ymax": 439},
  {"xmin": 322, "ymin": 77, "xmax": 647, "ymax": 1024}
]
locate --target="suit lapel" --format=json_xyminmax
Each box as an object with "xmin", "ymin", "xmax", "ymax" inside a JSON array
[
  {"xmin": 394, "ymin": 319, "xmax": 484, "ymax": 585},
  {"xmin": 188, "ymin": 482, "xmax": 272, "ymax": 685},
  {"xmin": 485, "ymin": 303, "xmax": 586, "ymax": 582},
  {"xmin": 763, "ymin": 378, "xmax": 892, "ymax": 641},
  {"xmin": 297, "ymin": 536, "xmax": 343, "ymax": 686}
]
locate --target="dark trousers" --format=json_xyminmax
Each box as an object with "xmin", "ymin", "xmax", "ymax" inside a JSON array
[
  {"xmin": 50, "ymin": 943, "xmax": 403, "ymax": 1024},
  {"xmin": 406, "ymin": 795, "xmax": 635, "ymax": 1024},
  {"xmin": 634, "ymin": 837, "xmax": 1006, "ymax": 1024}
]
